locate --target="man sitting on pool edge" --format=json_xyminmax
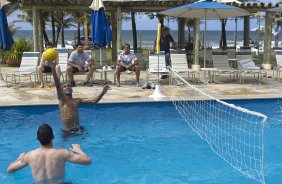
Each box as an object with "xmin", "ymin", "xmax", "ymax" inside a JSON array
[
  {"xmin": 46, "ymin": 57, "xmax": 109, "ymax": 134},
  {"xmin": 7, "ymin": 124, "xmax": 91, "ymax": 183}
]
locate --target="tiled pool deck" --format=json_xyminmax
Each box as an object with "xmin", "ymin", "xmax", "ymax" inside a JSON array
[{"xmin": 1, "ymin": 66, "xmax": 282, "ymax": 106}]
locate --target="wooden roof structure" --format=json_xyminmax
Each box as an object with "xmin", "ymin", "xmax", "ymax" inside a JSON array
[{"xmin": 19, "ymin": 0, "xmax": 281, "ymax": 13}]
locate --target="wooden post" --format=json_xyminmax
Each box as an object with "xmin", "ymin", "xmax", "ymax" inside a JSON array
[
  {"xmin": 32, "ymin": 6, "xmax": 39, "ymax": 52},
  {"xmin": 38, "ymin": 9, "xmax": 43, "ymax": 54},
  {"xmin": 111, "ymin": 11, "xmax": 117, "ymax": 65},
  {"xmin": 243, "ymin": 16, "xmax": 250, "ymax": 47},
  {"xmin": 263, "ymin": 11, "xmax": 272, "ymax": 69},
  {"xmin": 178, "ymin": 17, "xmax": 185, "ymax": 49},
  {"xmin": 116, "ymin": 6, "xmax": 122, "ymax": 50},
  {"xmin": 83, "ymin": 12, "xmax": 89, "ymax": 48},
  {"xmin": 193, "ymin": 19, "xmax": 200, "ymax": 66}
]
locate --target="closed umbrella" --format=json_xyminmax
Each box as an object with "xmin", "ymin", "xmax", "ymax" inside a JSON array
[
  {"xmin": 90, "ymin": 0, "xmax": 112, "ymax": 79},
  {"xmin": 0, "ymin": 0, "xmax": 14, "ymax": 84},
  {"xmin": 159, "ymin": 0, "xmax": 250, "ymax": 68},
  {"xmin": 149, "ymin": 23, "xmax": 166, "ymax": 98}
]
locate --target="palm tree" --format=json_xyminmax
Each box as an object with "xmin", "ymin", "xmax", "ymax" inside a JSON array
[{"xmin": 131, "ymin": 12, "xmax": 137, "ymax": 51}]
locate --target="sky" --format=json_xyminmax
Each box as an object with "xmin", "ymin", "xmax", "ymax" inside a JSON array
[{"xmin": 6, "ymin": 0, "xmax": 281, "ymax": 31}]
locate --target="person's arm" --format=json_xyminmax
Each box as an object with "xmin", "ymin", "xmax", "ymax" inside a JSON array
[
  {"xmin": 39, "ymin": 53, "xmax": 45, "ymax": 66},
  {"xmin": 66, "ymin": 144, "xmax": 91, "ymax": 165},
  {"xmin": 67, "ymin": 52, "xmax": 82, "ymax": 71},
  {"xmin": 130, "ymin": 54, "xmax": 139, "ymax": 67},
  {"xmin": 7, "ymin": 152, "xmax": 28, "ymax": 173},
  {"xmin": 168, "ymin": 34, "xmax": 179, "ymax": 50},
  {"xmin": 47, "ymin": 61, "xmax": 65, "ymax": 102},
  {"xmin": 79, "ymin": 84, "xmax": 109, "ymax": 104},
  {"xmin": 116, "ymin": 53, "xmax": 128, "ymax": 68}
]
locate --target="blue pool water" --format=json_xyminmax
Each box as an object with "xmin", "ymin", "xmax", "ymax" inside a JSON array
[{"xmin": 0, "ymin": 100, "xmax": 282, "ymax": 184}]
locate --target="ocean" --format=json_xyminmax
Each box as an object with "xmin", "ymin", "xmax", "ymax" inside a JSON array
[{"xmin": 12, "ymin": 30, "xmax": 281, "ymax": 49}]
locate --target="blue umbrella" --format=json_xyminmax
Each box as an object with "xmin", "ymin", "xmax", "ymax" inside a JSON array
[
  {"xmin": 0, "ymin": 2, "xmax": 14, "ymax": 84},
  {"xmin": 159, "ymin": 0, "xmax": 250, "ymax": 68},
  {"xmin": 90, "ymin": 0, "xmax": 112, "ymax": 71},
  {"xmin": 0, "ymin": 5, "xmax": 14, "ymax": 51}
]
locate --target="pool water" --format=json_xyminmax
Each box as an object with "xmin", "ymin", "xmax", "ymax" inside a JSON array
[{"xmin": 0, "ymin": 100, "xmax": 282, "ymax": 184}]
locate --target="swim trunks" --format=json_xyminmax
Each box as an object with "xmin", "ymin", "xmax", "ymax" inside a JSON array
[{"xmin": 62, "ymin": 125, "xmax": 85, "ymax": 137}]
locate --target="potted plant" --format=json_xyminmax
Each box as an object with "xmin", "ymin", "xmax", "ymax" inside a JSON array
[{"xmin": 5, "ymin": 39, "xmax": 33, "ymax": 67}]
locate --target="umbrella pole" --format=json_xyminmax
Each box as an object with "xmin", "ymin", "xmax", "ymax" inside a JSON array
[
  {"xmin": 204, "ymin": 9, "xmax": 207, "ymax": 69},
  {"xmin": 100, "ymin": 48, "xmax": 103, "ymax": 79},
  {"xmin": 0, "ymin": 49, "xmax": 4, "ymax": 81},
  {"xmin": 157, "ymin": 53, "xmax": 159, "ymax": 85}
]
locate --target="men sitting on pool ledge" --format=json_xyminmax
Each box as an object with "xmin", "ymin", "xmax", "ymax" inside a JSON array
[
  {"xmin": 47, "ymin": 59, "xmax": 109, "ymax": 133},
  {"xmin": 7, "ymin": 124, "xmax": 91, "ymax": 183}
]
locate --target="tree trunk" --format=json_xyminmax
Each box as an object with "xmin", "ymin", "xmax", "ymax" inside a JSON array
[
  {"xmin": 41, "ymin": 20, "xmax": 49, "ymax": 44},
  {"xmin": 131, "ymin": 12, "xmax": 137, "ymax": 51},
  {"xmin": 220, "ymin": 19, "xmax": 227, "ymax": 49},
  {"xmin": 55, "ymin": 26, "xmax": 61, "ymax": 46},
  {"xmin": 77, "ymin": 22, "xmax": 81, "ymax": 45},
  {"xmin": 61, "ymin": 12, "xmax": 65, "ymax": 48},
  {"xmin": 51, "ymin": 12, "xmax": 56, "ymax": 45}
]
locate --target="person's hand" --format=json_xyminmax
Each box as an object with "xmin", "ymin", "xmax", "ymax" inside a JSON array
[
  {"xmin": 77, "ymin": 66, "xmax": 83, "ymax": 72},
  {"xmin": 45, "ymin": 60, "xmax": 55, "ymax": 69},
  {"xmin": 102, "ymin": 84, "xmax": 110, "ymax": 95},
  {"xmin": 126, "ymin": 65, "xmax": 132, "ymax": 70},
  {"xmin": 69, "ymin": 144, "xmax": 82, "ymax": 154}
]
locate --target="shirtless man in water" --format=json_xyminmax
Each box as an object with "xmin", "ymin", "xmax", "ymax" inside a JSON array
[
  {"xmin": 47, "ymin": 59, "xmax": 109, "ymax": 133},
  {"xmin": 7, "ymin": 124, "xmax": 91, "ymax": 183}
]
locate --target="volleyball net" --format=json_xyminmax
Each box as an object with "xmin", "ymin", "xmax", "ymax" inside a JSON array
[{"xmin": 168, "ymin": 69, "xmax": 267, "ymax": 184}]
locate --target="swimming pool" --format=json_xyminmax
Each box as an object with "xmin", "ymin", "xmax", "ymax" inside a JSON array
[{"xmin": 0, "ymin": 100, "xmax": 281, "ymax": 184}]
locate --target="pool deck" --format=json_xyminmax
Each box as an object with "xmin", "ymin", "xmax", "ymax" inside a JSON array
[{"xmin": 1, "ymin": 66, "xmax": 282, "ymax": 106}]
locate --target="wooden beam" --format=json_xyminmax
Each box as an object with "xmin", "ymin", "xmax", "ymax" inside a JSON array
[
  {"xmin": 32, "ymin": 6, "xmax": 39, "ymax": 52},
  {"xmin": 263, "ymin": 11, "xmax": 272, "ymax": 69}
]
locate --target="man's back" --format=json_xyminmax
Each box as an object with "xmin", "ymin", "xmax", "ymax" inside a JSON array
[{"xmin": 27, "ymin": 148, "xmax": 68, "ymax": 182}]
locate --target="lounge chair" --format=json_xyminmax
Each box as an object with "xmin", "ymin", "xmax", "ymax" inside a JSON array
[
  {"xmin": 211, "ymin": 51, "xmax": 240, "ymax": 80},
  {"xmin": 170, "ymin": 53, "xmax": 198, "ymax": 80},
  {"xmin": 6, "ymin": 52, "xmax": 40, "ymax": 86},
  {"xmin": 146, "ymin": 51, "xmax": 169, "ymax": 82},
  {"xmin": 274, "ymin": 50, "xmax": 282, "ymax": 80},
  {"xmin": 236, "ymin": 51, "xmax": 267, "ymax": 83}
]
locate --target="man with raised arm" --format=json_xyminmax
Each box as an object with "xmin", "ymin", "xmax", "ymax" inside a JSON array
[
  {"xmin": 7, "ymin": 124, "xmax": 91, "ymax": 183},
  {"xmin": 47, "ymin": 58, "xmax": 109, "ymax": 134}
]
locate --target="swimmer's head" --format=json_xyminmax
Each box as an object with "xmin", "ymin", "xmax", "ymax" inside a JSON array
[
  {"xmin": 37, "ymin": 124, "xmax": 54, "ymax": 146},
  {"xmin": 62, "ymin": 83, "xmax": 73, "ymax": 95}
]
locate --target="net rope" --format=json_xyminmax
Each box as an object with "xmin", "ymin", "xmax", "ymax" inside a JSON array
[{"xmin": 168, "ymin": 68, "xmax": 267, "ymax": 184}]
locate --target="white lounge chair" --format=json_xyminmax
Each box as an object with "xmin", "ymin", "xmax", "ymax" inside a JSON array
[
  {"xmin": 236, "ymin": 51, "xmax": 266, "ymax": 83},
  {"xmin": 274, "ymin": 50, "xmax": 282, "ymax": 80},
  {"xmin": 6, "ymin": 52, "xmax": 40, "ymax": 86},
  {"xmin": 211, "ymin": 51, "xmax": 240, "ymax": 80},
  {"xmin": 170, "ymin": 53, "xmax": 198, "ymax": 80},
  {"xmin": 147, "ymin": 51, "xmax": 169, "ymax": 82},
  {"xmin": 55, "ymin": 48, "xmax": 69, "ymax": 82}
]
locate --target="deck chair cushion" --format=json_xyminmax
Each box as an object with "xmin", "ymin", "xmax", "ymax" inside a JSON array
[{"xmin": 238, "ymin": 59, "xmax": 260, "ymax": 70}]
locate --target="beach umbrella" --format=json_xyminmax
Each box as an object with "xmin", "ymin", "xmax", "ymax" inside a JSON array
[
  {"xmin": 0, "ymin": 0, "xmax": 14, "ymax": 84},
  {"xmin": 90, "ymin": 0, "xmax": 112, "ymax": 78},
  {"xmin": 159, "ymin": 0, "xmax": 250, "ymax": 68}
]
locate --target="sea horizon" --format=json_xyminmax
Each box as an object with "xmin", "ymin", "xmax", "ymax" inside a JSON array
[{"xmin": 12, "ymin": 29, "xmax": 282, "ymax": 49}]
